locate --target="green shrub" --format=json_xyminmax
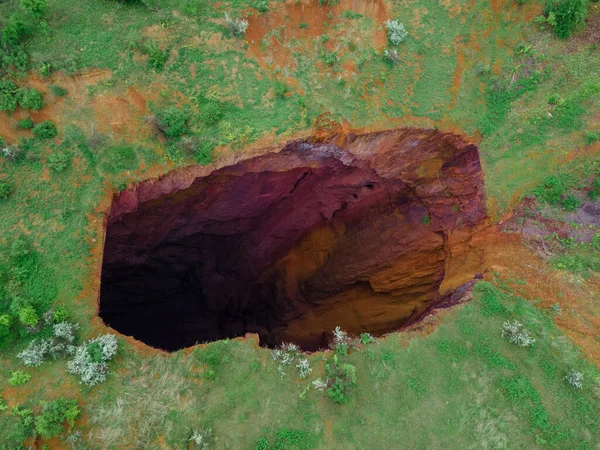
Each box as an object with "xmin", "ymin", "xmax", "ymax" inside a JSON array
[
  {"xmin": 11, "ymin": 237, "xmax": 31, "ymax": 259},
  {"xmin": 553, "ymin": 253, "xmax": 600, "ymax": 274},
  {"xmin": 155, "ymin": 107, "xmax": 189, "ymax": 138},
  {"xmin": 560, "ymin": 194, "xmax": 580, "ymax": 211},
  {"xmin": 545, "ymin": 0, "xmax": 589, "ymax": 39},
  {"xmin": 0, "ymin": 181, "xmax": 13, "ymax": 199},
  {"xmin": 0, "ymin": 314, "xmax": 12, "ymax": 328},
  {"xmin": 32, "ymin": 121, "xmax": 57, "ymax": 139},
  {"xmin": 8, "ymin": 406, "xmax": 35, "ymax": 442},
  {"xmin": 35, "ymin": 398, "xmax": 80, "ymax": 439},
  {"xmin": 323, "ymin": 51, "xmax": 337, "ymax": 66},
  {"xmin": 20, "ymin": 0, "xmax": 47, "ymax": 16},
  {"xmin": 17, "ymin": 88, "xmax": 44, "ymax": 110},
  {"xmin": 8, "ymin": 370, "xmax": 31, "ymax": 386},
  {"xmin": 274, "ymin": 80, "xmax": 288, "ymax": 98},
  {"xmin": 339, "ymin": 10, "xmax": 363, "ymax": 19},
  {"xmin": 584, "ymin": 131, "xmax": 600, "ymax": 145},
  {"xmin": 199, "ymin": 102, "xmax": 223, "ymax": 126},
  {"xmin": 533, "ymin": 174, "xmax": 569, "ymax": 205},
  {"xmin": 99, "ymin": 144, "xmax": 138, "ymax": 174},
  {"xmin": 325, "ymin": 356, "xmax": 356, "ymax": 404},
  {"xmin": 592, "ymin": 233, "xmax": 600, "ymax": 251},
  {"xmin": 50, "ymin": 85, "xmax": 68, "ymax": 97},
  {"xmin": 47, "ymin": 148, "xmax": 71, "ymax": 172},
  {"xmin": 146, "ymin": 42, "xmax": 169, "ymax": 72},
  {"xmin": 87, "ymin": 341, "xmax": 105, "ymax": 363},
  {"xmin": 474, "ymin": 61, "xmax": 492, "ymax": 76},
  {"xmin": 195, "ymin": 137, "xmax": 215, "ymax": 165},
  {"xmin": 39, "ymin": 61, "xmax": 52, "ymax": 77},
  {"xmin": 17, "ymin": 117, "xmax": 34, "ymax": 129},
  {"xmin": 547, "ymin": 93, "xmax": 563, "ymax": 105},
  {"xmin": 0, "ymin": 80, "xmax": 18, "ymax": 112},
  {"xmin": 52, "ymin": 306, "xmax": 68, "ymax": 323},
  {"xmin": 67, "ymin": 334, "xmax": 119, "ymax": 386},
  {"xmin": 18, "ymin": 305, "xmax": 39, "ymax": 327},
  {"xmin": 359, "ymin": 332, "xmax": 375, "ymax": 344},
  {"xmin": 0, "ymin": 315, "xmax": 13, "ymax": 344},
  {"xmin": 254, "ymin": 1, "xmax": 269, "ymax": 13}
]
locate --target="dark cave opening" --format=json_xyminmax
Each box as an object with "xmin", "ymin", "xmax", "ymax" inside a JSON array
[{"xmin": 99, "ymin": 130, "xmax": 486, "ymax": 352}]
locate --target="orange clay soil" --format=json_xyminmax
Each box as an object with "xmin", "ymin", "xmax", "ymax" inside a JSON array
[
  {"xmin": 0, "ymin": 70, "xmax": 168, "ymax": 147},
  {"xmin": 246, "ymin": 0, "xmax": 388, "ymax": 78}
]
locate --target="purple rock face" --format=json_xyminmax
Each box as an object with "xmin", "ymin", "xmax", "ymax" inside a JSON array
[{"xmin": 99, "ymin": 129, "xmax": 486, "ymax": 351}]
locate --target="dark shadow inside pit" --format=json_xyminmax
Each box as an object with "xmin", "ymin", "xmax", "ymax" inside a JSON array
[{"xmin": 99, "ymin": 131, "xmax": 486, "ymax": 351}]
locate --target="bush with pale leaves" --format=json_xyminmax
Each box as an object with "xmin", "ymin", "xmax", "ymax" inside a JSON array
[
  {"xmin": 67, "ymin": 334, "xmax": 118, "ymax": 386},
  {"xmin": 565, "ymin": 370, "xmax": 583, "ymax": 389},
  {"xmin": 385, "ymin": 19, "xmax": 408, "ymax": 45},
  {"xmin": 501, "ymin": 320, "xmax": 535, "ymax": 347},
  {"xmin": 225, "ymin": 13, "xmax": 248, "ymax": 37}
]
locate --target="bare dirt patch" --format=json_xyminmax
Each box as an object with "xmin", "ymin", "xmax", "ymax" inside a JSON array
[{"xmin": 246, "ymin": 0, "xmax": 388, "ymax": 74}]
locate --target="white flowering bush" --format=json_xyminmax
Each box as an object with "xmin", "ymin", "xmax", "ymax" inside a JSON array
[
  {"xmin": 190, "ymin": 428, "xmax": 213, "ymax": 449},
  {"xmin": 383, "ymin": 48, "xmax": 400, "ymax": 63},
  {"xmin": 296, "ymin": 358, "xmax": 312, "ymax": 379},
  {"xmin": 549, "ymin": 303, "xmax": 562, "ymax": 316},
  {"xmin": 67, "ymin": 334, "xmax": 118, "ymax": 386},
  {"xmin": 385, "ymin": 19, "xmax": 408, "ymax": 45},
  {"xmin": 501, "ymin": 320, "xmax": 535, "ymax": 347},
  {"xmin": 53, "ymin": 322, "xmax": 78, "ymax": 343},
  {"xmin": 565, "ymin": 370, "xmax": 584, "ymax": 389},
  {"xmin": 312, "ymin": 378, "xmax": 327, "ymax": 391},
  {"xmin": 333, "ymin": 326, "xmax": 350, "ymax": 346},
  {"xmin": 272, "ymin": 342, "xmax": 312, "ymax": 378},
  {"xmin": 17, "ymin": 339, "xmax": 52, "ymax": 367},
  {"xmin": 225, "ymin": 13, "xmax": 248, "ymax": 37},
  {"xmin": 17, "ymin": 321, "xmax": 79, "ymax": 366}
]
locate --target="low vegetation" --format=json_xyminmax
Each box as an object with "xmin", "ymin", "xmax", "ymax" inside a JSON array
[{"xmin": 0, "ymin": 0, "xmax": 599, "ymax": 446}]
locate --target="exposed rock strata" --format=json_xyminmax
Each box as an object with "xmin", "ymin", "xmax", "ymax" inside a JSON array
[{"xmin": 99, "ymin": 129, "xmax": 487, "ymax": 351}]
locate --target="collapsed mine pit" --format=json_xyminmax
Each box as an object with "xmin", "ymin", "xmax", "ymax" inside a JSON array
[{"xmin": 98, "ymin": 129, "xmax": 486, "ymax": 351}]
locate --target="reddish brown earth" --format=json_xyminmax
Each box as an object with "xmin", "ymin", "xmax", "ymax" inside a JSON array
[{"xmin": 99, "ymin": 128, "xmax": 486, "ymax": 351}]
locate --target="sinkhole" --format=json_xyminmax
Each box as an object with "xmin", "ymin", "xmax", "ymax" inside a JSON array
[{"xmin": 98, "ymin": 129, "xmax": 486, "ymax": 351}]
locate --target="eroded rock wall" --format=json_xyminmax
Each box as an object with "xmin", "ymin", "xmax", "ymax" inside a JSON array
[{"xmin": 99, "ymin": 129, "xmax": 486, "ymax": 351}]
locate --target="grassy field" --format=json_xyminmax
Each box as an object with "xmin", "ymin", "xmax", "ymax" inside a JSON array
[
  {"xmin": 0, "ymin": 0, "xmax": 599, "ymax": 448},
  {"xmin": 1, "ymin": 278, "xmax": 599, "ymax": 448}
]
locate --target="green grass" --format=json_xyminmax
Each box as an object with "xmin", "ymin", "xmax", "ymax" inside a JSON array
[
  {"xmin": 3, "ymin": 279, "xmax": 598, "ymax": 448},
  {"xmin": 0, "ymin": 0, "xmax": 600, "ymax": 447}
]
